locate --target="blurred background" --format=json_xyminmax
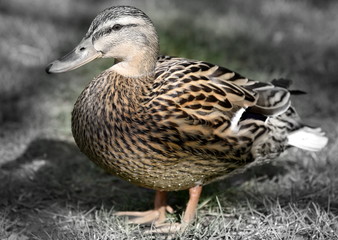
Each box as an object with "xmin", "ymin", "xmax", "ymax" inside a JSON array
[{"xmin": 0, "ymin": 0, "xmax": 338, "ymax": 239}]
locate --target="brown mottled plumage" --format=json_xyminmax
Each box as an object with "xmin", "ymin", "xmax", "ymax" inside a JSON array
[
  {"xmin": 71, "ymin": 57, "xmax": 291, "ymax": 191},
  {"xmin": 46, "ymin": 6, "xmax": 328, "ymax": 233}
]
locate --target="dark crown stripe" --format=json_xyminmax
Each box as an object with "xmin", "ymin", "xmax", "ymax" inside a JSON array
[{"xmin": 86, "ymin": 6, "xmax": 151, "ymax": 38}]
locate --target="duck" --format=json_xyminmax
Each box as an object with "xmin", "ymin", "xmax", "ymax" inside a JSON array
[{"xmin": 46, "ymin": 5, "xmax": 328, "ymax": 233}]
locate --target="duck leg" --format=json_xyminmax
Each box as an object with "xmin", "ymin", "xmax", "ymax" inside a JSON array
[
  {"xmin": 182, "ymin": 185, "xmax": 203, "ymax": 224},
  {"xmin": 146, "ymin": 185, "xmax": 203, "ymax": 233},
  {"xmin": 115, "ymin": 190, "xmax": 173, "ymax": 225}
]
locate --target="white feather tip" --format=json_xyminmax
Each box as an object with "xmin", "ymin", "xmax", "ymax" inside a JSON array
[{"xmin": 288, "ymin": 127, "xmax": 328, "ymax": 151}]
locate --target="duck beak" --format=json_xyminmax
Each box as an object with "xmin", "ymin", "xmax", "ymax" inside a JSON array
[{"xmin": 46, "ymin": 38, "xmax": 102, "ymax": 74}]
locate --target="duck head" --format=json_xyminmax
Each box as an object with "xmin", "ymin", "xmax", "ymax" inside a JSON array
[{"xmin": 46, "ymin": 6, "xmax": 159, "ymax": 77}]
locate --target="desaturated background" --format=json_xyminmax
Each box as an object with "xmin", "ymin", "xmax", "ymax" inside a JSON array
[{"xmin": 0, "ymin": 0, "xmax": 338, "ymax": 239}]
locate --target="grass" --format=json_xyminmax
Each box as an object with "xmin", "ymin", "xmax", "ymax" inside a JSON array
[{"xmin": 1, "ymin": 0, "xmax": 338, "ymax": 239}]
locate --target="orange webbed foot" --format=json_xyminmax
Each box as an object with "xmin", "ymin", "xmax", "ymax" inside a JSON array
[{"xmin": 115, "ymin": 205, "xmax": 174, "ymax": 225}]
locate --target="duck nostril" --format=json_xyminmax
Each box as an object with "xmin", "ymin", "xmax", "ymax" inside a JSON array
[
  {"xmin": 79, "ymin": 47, "xmax": 86, "ymax": 51},
  {"xmin": 45, "ymin": 63, "xmax": 53, "ymax": 74}
]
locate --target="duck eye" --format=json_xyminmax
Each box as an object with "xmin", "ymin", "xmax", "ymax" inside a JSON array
[{"xmin": 112, "ymin": 24, "xmax": 123, "ymax": 31}]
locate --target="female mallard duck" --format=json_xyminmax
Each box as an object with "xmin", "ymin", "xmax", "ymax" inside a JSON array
[{"xmin": 46, "ymin": 6, "xmax": 328, "ymax": 232}]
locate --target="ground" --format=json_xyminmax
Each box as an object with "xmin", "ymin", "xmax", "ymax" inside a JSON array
[{"xmin": 0, "ymin": 0, "xmax": 338, "ymax": 239}]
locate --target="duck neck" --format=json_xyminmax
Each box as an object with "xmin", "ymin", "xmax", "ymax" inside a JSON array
[{"xmin": 109, "ymin": 31, "xmax": 159, "ymax": 77}]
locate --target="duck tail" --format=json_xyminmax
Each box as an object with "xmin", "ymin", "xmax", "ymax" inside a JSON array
[
  {"xmin": 270, "ymin": 79, "xmax": 328, "ymax": 151},
  {"xmin": 287, "ymin": 126, "xmax": 328, "ymax": 151}
]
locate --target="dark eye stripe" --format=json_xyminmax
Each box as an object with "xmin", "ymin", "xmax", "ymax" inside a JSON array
[{"xmin": 92, "ymin": 24, "xmax": 138, "ymax": 41}]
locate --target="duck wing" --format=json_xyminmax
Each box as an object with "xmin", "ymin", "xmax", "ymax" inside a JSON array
[
  {"xmin": 141, "ymin": 56, "xmax": 292, "ymax": 156},
  {"xmin": 150, "ymin": 56, "xmax": 290, "ymax": 124}
]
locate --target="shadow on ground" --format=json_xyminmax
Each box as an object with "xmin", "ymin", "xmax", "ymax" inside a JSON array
[
  {"xmin": 0, "ymin": 138, "xmax": 153, "ymax": 238},
  {"xmin": 0, "ymin": 138, "xmax": 296, "ymax": 238}
]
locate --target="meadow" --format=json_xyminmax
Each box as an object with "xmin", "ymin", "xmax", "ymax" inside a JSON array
[{"xmin": 0, "ymin": 0, "xmax": 338, "ymax": 239}]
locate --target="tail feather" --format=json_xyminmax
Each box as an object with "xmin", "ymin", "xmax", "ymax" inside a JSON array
[{"xmin": 288, "ymin": 126, "xmax": 328, "ymax": 151}]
